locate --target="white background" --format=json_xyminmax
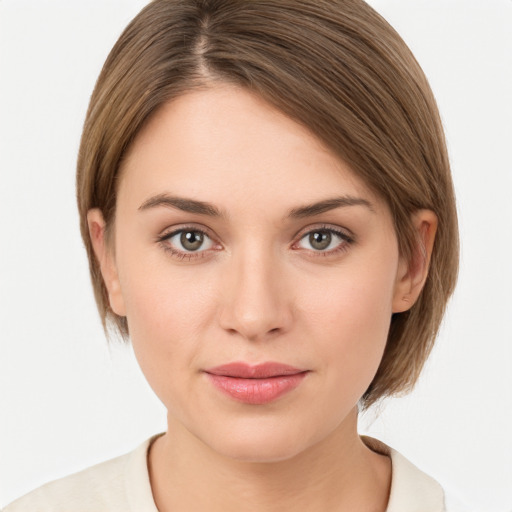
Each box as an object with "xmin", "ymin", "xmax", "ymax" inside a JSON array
[{"xmin": 1, "ymin": 1, "xmax": 511, "ymax": 509}]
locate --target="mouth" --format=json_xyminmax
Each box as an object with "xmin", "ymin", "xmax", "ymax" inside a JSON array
[{"xmin": 204, "ymin": 362, "xmax": 309, "ymax": 405}]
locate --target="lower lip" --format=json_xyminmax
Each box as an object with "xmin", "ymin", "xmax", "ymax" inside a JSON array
[{"xmin": 206, "ymin": 373, "xmax": 308, "ymax": 405}]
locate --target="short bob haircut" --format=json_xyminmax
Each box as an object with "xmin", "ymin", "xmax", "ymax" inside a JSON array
[{"xmin": 77, "ymin": 0, "xmax": 458, "ymax": 408}]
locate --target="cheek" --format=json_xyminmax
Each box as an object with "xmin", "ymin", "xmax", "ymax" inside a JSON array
[
  {"xmin": 300, "ymin": 260, "xmax": 396, "ymax": 389},
  {"xmin": 121, "ymin": 266, "xmax": 217, "ymax": 353},
  {"xmin": 114, "ymin": 250, "xmax": 219, "ymax": 398},
  {"xmin": 114, "ymin": 227, "xmax": 215, "ymax": 338},
  {"xmin": 303, "ymin": 256, "xmax": 396, "ymax": 333}
]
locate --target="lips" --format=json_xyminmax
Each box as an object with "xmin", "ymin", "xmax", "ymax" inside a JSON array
[{"xmin": 204, "ymin": 362, "xmax": 308, "ymax": 405}]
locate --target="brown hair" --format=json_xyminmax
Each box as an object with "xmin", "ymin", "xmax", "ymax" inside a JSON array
[{"xmin": 77, "ymin": 0, "xmax": 458, "ymax": 408}]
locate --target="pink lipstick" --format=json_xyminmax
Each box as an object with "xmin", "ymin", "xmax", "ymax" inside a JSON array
[{"xmin": 205, "ymin": 362, "xmax": 308, "ymax": 405}]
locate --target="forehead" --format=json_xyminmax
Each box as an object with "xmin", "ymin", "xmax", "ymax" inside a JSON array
[{"xmin": 118, "ymin": 85, "xmax": 386, "ymax": 216}]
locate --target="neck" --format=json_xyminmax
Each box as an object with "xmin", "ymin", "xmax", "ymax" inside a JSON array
[{"xmin": 148, "ymin": 407, "xmax": 391, "ymax": 512}]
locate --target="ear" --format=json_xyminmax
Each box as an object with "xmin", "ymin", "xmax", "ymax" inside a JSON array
[
  {"xmin": 87, "ymin": 209, "xmax": 126, "ymax": 317},
  {"xmin": 392, "ymin": 209, "xmax": 438, "ymax": 313}
]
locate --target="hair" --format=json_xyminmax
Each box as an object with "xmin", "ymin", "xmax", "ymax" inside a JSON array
[{"xmin": 76, "ymin": 0, "xmax": 459, "ymax": 408}]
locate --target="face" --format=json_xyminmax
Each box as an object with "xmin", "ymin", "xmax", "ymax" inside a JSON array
[{"xmin": 90, "ymin": 85, "xmax": 416, "ymax": 462}]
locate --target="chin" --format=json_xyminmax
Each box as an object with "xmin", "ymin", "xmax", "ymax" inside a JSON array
[
  {"xmin": 199, "ymin": 418, "xmax": 325, "ymax": 464},
  {"xmin": 216, "ymin": 437, "xmax": 308, "ymax": 464}
]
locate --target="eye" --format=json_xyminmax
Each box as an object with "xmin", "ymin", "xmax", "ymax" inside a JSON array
[
  {"xmin": 296, "ymin": 227, "xmax": 353, "ymax": 254},
  {"xmin": 161, "ymin": 228, "xmax": 215, "ymax": 254}
]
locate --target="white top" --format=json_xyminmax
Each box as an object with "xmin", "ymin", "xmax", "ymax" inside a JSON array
[{"xmin": 3, "ymin": 434, "xmax": 451, "ymax": 512}]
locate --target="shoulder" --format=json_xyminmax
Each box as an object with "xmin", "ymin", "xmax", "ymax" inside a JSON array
[
  {"xmin": 388, "ymin": 448, "xmax": 446, "ymax": 511},
  {"xmin": 362, "ymin": 436, "xmax": 447, "ymax": 512},
  {"xmin": 3, "ymin": 451, "xmax": 131, "ymax": 512},
  {"xmin": 386, "ymin": 448, "xmax": 474, "ymax": 512},
  {"xmin": 3, "ymin": 453, "xmax": 129, "ymax": 512},
  {"xmin": 3, "ymin": 435, "xmax": 161, "ymax": 512},
  {"xmin": 368, "ymin": 438, "xmax": 472, "ymax": 512}
]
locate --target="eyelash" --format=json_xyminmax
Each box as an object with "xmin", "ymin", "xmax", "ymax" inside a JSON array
[
  {"xmin": 157, "ymin": 224, "xmax": 355, "ymax": 261},
  {"xmin": 157, "ymin": 225, "xmax": 217, "ymax": 261},
  {"xmin": 293, "ymin": 225, "xmax": 354, "ymax": 257}
]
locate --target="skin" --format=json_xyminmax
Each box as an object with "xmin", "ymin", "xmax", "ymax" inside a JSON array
[{"xmin": 88, "ymin": 85, "xmax": 437, "ymax": 512}]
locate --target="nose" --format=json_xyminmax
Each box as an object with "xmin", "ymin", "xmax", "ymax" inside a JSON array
[{"xmin": 218, "ymin": 246, "xmax": 293, "ymax": 342}]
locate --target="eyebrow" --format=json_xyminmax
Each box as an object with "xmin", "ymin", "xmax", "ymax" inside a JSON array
[
  {"xmin": 138, "ymin": 193, "xmax": 374, "ymax": 218},
  {"xmin": 287, "ymin": 196, "xmax": 374, "ymax": 218},
  {"xmin": 138, "ymin": 194, "xmax": 224, "ymax": 217}
]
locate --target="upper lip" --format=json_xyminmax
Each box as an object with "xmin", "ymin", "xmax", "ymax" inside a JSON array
[{"xmin": 205, "ymin": 362, "xmax": 307, "ymax": 379}]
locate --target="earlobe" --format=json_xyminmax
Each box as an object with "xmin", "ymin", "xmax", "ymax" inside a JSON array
[
  {"xmin": 392, "ymin": 210, "xmax": 438, "ymax": 313},
  {"xmin": 87, "ymin": 209, "xmax": 126, "ymax": 317}
]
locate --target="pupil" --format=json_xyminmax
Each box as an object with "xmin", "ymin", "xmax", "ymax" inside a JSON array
[
  {"xmin": 310, "ymin": 231, "xmax": 331, "ymax": 250},
  {"xmin": 181, "ymin": 231, "xmax": 203, "ymax": 251}
]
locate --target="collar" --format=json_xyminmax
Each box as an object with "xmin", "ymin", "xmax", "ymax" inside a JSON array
[
  {"xmin": 127, "ymin": 434, "xmax": 445, "ymax": 512},
  {"xmin": 362, "ymin": 436, "xmax": 446, "ymax": 512}
]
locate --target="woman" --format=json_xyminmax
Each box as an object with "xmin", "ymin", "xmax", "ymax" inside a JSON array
[{"xmin": 4, "ymin": 0, "xmax": 460, "ymax": 510}]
